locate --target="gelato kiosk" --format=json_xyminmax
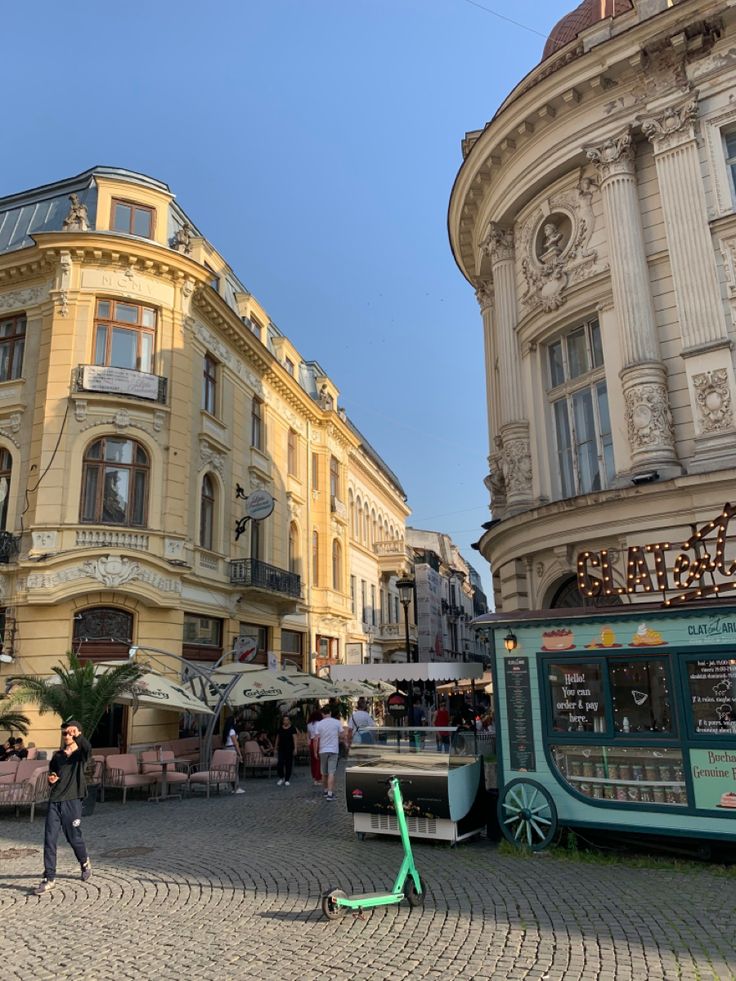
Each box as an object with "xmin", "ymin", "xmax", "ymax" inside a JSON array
[{"xmin": 345, "ymin": 728, "xmax": 487, "ymax": 844}]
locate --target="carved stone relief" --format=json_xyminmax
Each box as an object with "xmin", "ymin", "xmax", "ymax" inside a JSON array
[
  {"xmin": 585, "ymin": 130, "xmax": 634, "ymax": 181},
  {"xmin": 61, "ymin": 194, "xmax": 90, "ymax": 232},
  {"xmin": 692, "ymin": 369, "xmax": 733, "ymax": 434},
  {"xmin": 56, "ymin": 251, "xmax": 72, "ymax": 317},
  {"xmin": 199, "ymin": 438, "xmax": 225, "ymax": 474},
  {"xmin": 640, "ymin": 97, "xmax": 699, "ymax": 152},
  {"xmin": 475, "ymin": 281, "xmax": 494, "ymax": 313},
  {"xmin": 82, "ymin": 554, "xmax": 141, "ymax": 588},
  {"xmin": 32, "ymin": 531, "xmax": 58, "ymax": 551},
  {"xmin": 114, "ymin": 410, "xmax": 131, "ymax": 429},
  {"xmin": 624, "ymin": 382, "xmax": 675, "ymax": 450},
  {"xmin": 0, "ymin": 285, "xmax": 49, "ymax": 312},
  {"xmin": 479, "ymin": 222, "xmax": 514, "ymax": 265},
  {"xmin": 518, "ymin": 176, "xmax": 602, "ymax": 315},
  {"xmin": 501, "ymin": 438, "xmax": 532, "ymax": 497}
]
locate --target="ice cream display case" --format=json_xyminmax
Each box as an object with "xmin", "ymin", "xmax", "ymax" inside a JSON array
[
  {"xmin": 474, "ymin": 603, "xmax": 736, "ymax": 850},
  {"xmin": 345, "ymin": 728, "xmax": 487, "ymax": 844}
]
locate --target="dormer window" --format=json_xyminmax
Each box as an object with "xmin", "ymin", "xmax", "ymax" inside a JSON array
[
  {"xmin": 284, "ymin": 357, "xmax": 294, "ymax": 376},
  {"xmin": 111, "ymin": 199, "xmax": 154, "ymax": 238}
]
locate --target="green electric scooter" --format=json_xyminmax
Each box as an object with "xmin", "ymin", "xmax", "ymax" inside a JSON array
[{"xmin": 321, "ymin": 776, "xmax": 425, "ymax": 920}]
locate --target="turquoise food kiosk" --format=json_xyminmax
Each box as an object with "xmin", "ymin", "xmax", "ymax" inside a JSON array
[{"xmin": 476, "ymin": 603, "xmax": 736, "ymax": 850}]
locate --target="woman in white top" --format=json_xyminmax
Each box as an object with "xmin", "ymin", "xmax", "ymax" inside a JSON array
[
  {"xmin": 348, "ymin": 698, "xmax": 377, "ymax": 746},
  {"xmin": 223, "ymin": 716, "xmax": 244, "ymax": 793}
]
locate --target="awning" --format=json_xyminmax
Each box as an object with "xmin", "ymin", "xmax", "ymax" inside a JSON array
[
  {"xmin": 330, "ymin": 662, "xmax": 485, "ymax": 684},
  {"xmin": 437, "ymin": 670, "xmax": 494, "ymax": 695},
  {"xmin": 211, "ymin": 666, "xmax": 337, "ymax": 705},
  {"xmin": 96, "ymin": 663, "xmax": 215, "ymax": 715}
]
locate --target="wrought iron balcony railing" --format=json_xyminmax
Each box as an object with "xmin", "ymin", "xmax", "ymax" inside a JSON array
[{"xmin": 229, "ymin": 558, "xmax": 301, "ymax": 598}]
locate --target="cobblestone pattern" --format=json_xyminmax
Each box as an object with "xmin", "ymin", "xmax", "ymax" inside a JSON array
[{"xmin": 1, "ymin": 767, "xmax": 735, "ymax": 980}]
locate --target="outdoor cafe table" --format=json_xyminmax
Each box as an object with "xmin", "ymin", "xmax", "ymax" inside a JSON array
[{"xmin": 148, "ymin": 759, "xmax": 191, "ymax": 803}]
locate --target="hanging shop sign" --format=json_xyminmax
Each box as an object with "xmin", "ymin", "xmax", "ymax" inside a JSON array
[
  {"xmin": 234, "ymin": 484, "xmax": 275, "ymax": 541},
  {"xmin": 577, "ymin": 503, "xmax": 736, "ymax": 607},
  {"xmin": 386, "ymin": 692, "xmax": 407, "ymax": 718}
]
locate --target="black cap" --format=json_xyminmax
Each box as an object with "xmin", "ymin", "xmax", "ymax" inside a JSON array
[{"xmin": 62, "ymin": 719, "xmax": 82, "ymax": 731}]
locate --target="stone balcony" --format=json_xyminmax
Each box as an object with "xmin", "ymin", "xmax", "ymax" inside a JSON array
[{"xmin": 373, "ymin": 539, "xmax": 413, "ymax": 577}]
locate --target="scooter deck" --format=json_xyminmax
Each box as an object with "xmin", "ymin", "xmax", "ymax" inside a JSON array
[{"xmin": 340, "ymin": 891, "xmax": 404, "ymax": 904}]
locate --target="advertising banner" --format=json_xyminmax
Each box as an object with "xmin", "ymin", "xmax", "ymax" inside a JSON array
[{"xmin": 690, "ymin": 748, "xmax": 736, "ymax": 811}]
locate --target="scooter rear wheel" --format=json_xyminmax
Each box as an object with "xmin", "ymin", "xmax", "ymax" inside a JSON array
[
  {"xmin": 404, "ymin": 874, "xmax": 425, "ymax": 908},
  {"xmin": 322, "ymin": 888, "xmax": 347, "ymax": 920}
]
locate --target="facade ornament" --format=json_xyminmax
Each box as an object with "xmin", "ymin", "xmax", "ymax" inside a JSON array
[
  {"xmin": 501, "ymin": 438, "xmax": 532, "ymax": 497},
  {"xmin": 82, "ymin": 554, "xmax": 140, "ymax": 588},
  {"xmin": 199, "ymin": 439, "xmax": 225, "ymax": 474},
  {"xmin": 114, "ymin": 410, "xmax": 131, "ymax": 429},
  {"xmin": 474, "ymin": 281, "xmax": 494, "ymax": 313},
  {"xmin": 56, "ymin": 251, "xmax": 72, "ymax": 317},
  {"xmin": 286, "ymin": 493, "xmax": 302, "ymax": 520},
  {"xmin": 585, "ymin": 130, "xmax": 634, "ymax": 181},
  {"xmin": 62, "ymin": 193, "xmax": 90, "ymax": 232},
  {"xmin": 153, "ymin": 411, "xmax": 165, "ymax": 433},
  {"xmin": 640, "ymin": 98, "xmax": 699, "ymax": 152},
  {"xmin": 692, "ymin": 369, "xmax": 733, "ymax": 434},
  {"xmin": 540, "ymin": 221, "xmax": 563, "ymax": 263},
  {"xmin": 479, "ymin": 222, "xmax": 514, "ymax": 264},
  {"xmin": 0, "ymin": 285, "xmax": 48, "ymax": 312},
  {"xmin": 171, "ymin": 223, "xmax": 193, "ymax": 255},
  {"xmin": 7, "ymin": 413, "xmax": 21, "ymax": 434},
  {"xmin": 249, "ymin": 473, "xmax": 266, "ymax": 491},
  {"xmin": 624, "ymin": 382, "xmax": 675, "ymax": 450}
]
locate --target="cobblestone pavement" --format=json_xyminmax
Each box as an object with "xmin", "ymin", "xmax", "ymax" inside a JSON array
[{"xmin": 1, "ymin": 766, "xmax": 735, "ymax": 981}]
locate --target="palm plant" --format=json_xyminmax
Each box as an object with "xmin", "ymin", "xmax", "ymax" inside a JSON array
[
  {"xmin": 11, "ymin": 651, "xmax": 144, "ymax": 750},
  {"xmin": 0, "ymin": 698, "xmax": 30, "ymax": 736}
]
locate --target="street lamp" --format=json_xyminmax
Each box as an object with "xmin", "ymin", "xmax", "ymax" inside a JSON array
[{"xmin": 396, "ymin": 575, "xmax": 415, "ymax": 664}]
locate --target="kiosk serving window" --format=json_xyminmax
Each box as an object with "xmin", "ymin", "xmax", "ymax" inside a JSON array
[
  {"xmin": 609, "ymin": 658, "xmax": 672, "ymax": 735},
  {"xmin": 685, "ymin": 658, "xmax": 736, "ymax": 736},
  {"xmin": 548, "ymin": 661, "xmax": 607, "ymax": 733}
]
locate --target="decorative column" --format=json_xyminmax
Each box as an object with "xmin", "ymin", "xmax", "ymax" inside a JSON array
[
  {"xmin": 641, "ymin": 97, "xmax": 736, "ymax": 471},
  {"xmin": 475, "ymin": 280, "xmax": 506, "ymax": 514},
  {"xmin": 480, "ymin": 223, "xmax": 533, "ymax": 513},
  {"xmin": 585, "ymin": 129, "xmax": 679, "ymax": 475}
]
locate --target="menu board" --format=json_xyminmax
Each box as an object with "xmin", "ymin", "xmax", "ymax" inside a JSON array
[
  {"xmin": 548, "ymin": 662, "xmax": 607, "ymax": 734},
  {"xmin": 687, "ymin": 659, "xmax": 736, "ymax": 735},
  {"xmin": 504, "ymin": 657, "xmax": 536, "ymax": 772}
]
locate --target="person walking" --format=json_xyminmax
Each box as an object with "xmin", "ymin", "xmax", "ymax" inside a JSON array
[
  {"xmin": 348, "ymin": 698, "xmax": 377, "ymax": 747},
  {"xmin": 433, "ymin": 701, "xmax": 450, "ymax": 753},
  {"xmin": 306, "ymin": 709, "xmax": 323, "ymax": 786},
  {"xmin": 316, "ymin": 705, "xmax": 343, "ymax": 801},
  {"xmin": 34, "ymin": 720, "xmax": 92, "ymax": 895},
  {"xmin": 275, "ymin": 714, "xmax": 297, "ymax": 786},
  {"xmin": 222, "ymin": 715, "xmax": 245, "ymax": 794}
]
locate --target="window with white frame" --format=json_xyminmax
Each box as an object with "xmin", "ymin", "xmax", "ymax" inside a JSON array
[
  {"xmin": 725, "ymin": 131, "xmax": 736, "ymax": 199},
  {"xmin": 547, "ymin": 317, "xmax": 614, "ymax": 499}
]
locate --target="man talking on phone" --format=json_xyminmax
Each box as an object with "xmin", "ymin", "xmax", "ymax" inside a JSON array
[{"xmin": 34, "ymin": 719, "xmax": 92, "ymax": 895}]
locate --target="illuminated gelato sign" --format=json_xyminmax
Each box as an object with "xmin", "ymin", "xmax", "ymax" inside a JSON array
[{"xmin": 577, "ymin": 503, "xmax": 736, "ymax": 606}]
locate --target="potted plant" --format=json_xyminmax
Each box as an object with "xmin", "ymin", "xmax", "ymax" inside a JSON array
[{"xmin": 11, "ymin": 652, "xmax": 143, "ymax": 813}]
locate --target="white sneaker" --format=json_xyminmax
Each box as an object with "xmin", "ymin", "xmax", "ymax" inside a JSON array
[
  {"xmin": 285, "ymin": 781, "xmax": 290, "ymax": 786},
  {"xmin": 276, "ymin": 779, "xmax": 284, "ymax": 786},
  {"xmin": 234, "ymin": 788, "xmax": 246, "ymax": 795}
]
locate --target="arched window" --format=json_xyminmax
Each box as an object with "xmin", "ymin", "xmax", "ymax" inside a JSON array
[
  {"xmin": 0, "ymin": 448, "xmax": 11, "ymax": 531},
  {"xmin": 348, "ymin": 491, "xmax": 355, "ymax": 539},
  {"xmin": 332, "ymin": 539, "xmax": 342, "ymax": 591},
  {"xmin": 81, "ymin": 437, "xmax": 149, "ymax": 527},
  {"xmin": 371, "ymin": 509, "xmax": 377, "ymax": 547},
  {"xmin": 355, "ymin": 496, "xmax": 362, "ymax": 540},
  {"xmin": 363, "ymin": 505, "xmax": 369, "ymax": 544},
  {"xmin": 200, "ymin": 474, "xmax": 215, "ymax": 550},
  {"xmin": 312, "ymin": 530, "xmax": 319, "ymax": 586},
  {"xmin": 73, "ymin": 606, "xmax": 134, "ymax": 660},
  {"xmin": 288, "ymin": 522, "xmax": 300, "ymax": 574}
]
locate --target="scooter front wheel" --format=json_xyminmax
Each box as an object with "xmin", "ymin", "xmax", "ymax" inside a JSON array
[
  {"xmin": 404, "ymin": 874, "xmax": 425, "ymax": 908},
  {"xmin": 322, "ymin": 888, "xmax": 347, "ymax": 920}
]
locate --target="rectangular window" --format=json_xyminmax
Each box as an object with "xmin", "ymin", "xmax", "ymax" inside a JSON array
[
  {"xmin": 686, "ymin": 658, "xmax": 736, "ymax": 736},
  {"xmin": 251, "ymin": 397, "xmax": 263, "ymax": 450},
  {"xmin": 94, "ymin": 299, "xmax": 156, "ymax": 373},
  {"xmin": 204, "ymin": 264, "xmax": 220, "ymax": 291},
  {"xmin": 350, "ymin": 575, "xmax": 356, "ymax": 615},
  {"xmin": 361, "ymin": 580, "xmax": 367, "ymax": 624},
  {"xmin": 608, "ymin": 658, "xmax": 673, "ymax": 735},
  {"xmin": 330, "ymin": 456, "xmax": 339, "ymax": 498},
  {"xmin": 371, "ymin": 584, "xmax": 376, "ymax": 626},
  {"xmin": 111, "ymin": 199, "xmax": 154, "ymax": 238},
  {"xmin": 203, "ymin": 354, "xmax": 218, "ymax": 415},
  {"xmin": 182, "ymin": 613, "xmax": 222, "ymax": 661},
  {"xmin": 726, "ymin": 131, "xmax": 736, "ymax": 197},
  {"xmin": 547, "ymin": 661, "xmax": 608, "ymax": 734},
  {"xmin": 287, "ymin": 429, "xmax": 298, "ymax": 477},
  {"xmin": 547, "ymin": 318, "xmax": 614, "ymax": 498},
  {"xmin": 312, "ymin": 453, "xmax": 319, "ymax": 490},
  {"xmin": 281, "ymin": 629, "xmax": 303, "ymax": 668},
  {"xmin": 250, "ymin": 316, "xmax": 262, "ymax": 340},
  {"xmin": 0, "ymin": 314, "xmax": 25, "ymax": 382},
  {"xmin": 284, "ymin": 357, "xmax": 294, "ymax": 376}
]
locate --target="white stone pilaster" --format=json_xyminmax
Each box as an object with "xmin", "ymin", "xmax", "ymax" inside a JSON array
[{"xmin": 585, "ymin": 129, "xmax": 679, "ymax": 474}]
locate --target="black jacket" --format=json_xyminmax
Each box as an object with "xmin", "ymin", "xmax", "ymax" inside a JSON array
[{"xmin": 48, "ymin": 735, "xmax": 91, "ymax": 802}]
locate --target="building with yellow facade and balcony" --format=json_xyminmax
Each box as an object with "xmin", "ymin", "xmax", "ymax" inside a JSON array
[{"xmin": 0, "ymin": 166, "xmax": 410, "ymax": 751}]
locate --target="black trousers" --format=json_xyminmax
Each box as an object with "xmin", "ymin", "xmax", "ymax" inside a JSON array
[
  {"xmin": 277, "ymin": 753, "xmax": 294, "ymax": 781},
  {"xmin": 43, "ymin": 799, "xmax": 88, "ymax": 880}
]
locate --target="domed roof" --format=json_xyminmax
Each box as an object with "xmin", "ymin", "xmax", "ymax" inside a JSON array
[{"xmin": 542, "ymin": 0, "xmax": 633, "ymax": 61}]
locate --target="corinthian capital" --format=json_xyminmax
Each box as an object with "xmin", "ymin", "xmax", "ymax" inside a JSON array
[
  {"xmin": 479, "ymin": 221, "xmax": 514, "ymax": 265},
  {"xmin": 585, "ymin": 130, "xmax": 635, "ymax": 181},
  {"xmin": 640, "ymin": 97, "xmax": 698, "ymax": 152},
  {"xmin": 475, "ymin": 280, "xmax": 494, "ymax": 313}
]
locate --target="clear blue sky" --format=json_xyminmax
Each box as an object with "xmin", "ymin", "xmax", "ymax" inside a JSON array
[{"xmin": 5, "ymin": 1, "xmax": 574, "ymax": 600}]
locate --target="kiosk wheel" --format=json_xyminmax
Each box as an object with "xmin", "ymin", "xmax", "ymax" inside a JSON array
[
  {"xmin": 499, "ymin": 779, "xmax": 558, "ymax": 851},
  {"xmin": 404, "ymin": 874, "xmax": 425, "ymax": 908},
  {"xmin": 321, "ymin": 888, "xmax": 347, "ymax": 920}
]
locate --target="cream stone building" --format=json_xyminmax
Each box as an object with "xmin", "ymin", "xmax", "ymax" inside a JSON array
[
  {"xmin": 0, "ymin": 167, "xmax": 409, "ymax": 750},
  {"xmin": 449, "ymin": 0, "xmax": 736, "ymax": 613}
]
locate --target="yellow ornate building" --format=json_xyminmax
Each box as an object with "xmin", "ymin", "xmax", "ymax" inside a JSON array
[{"xmin": 0, "ymin": 167, "xmax": 409, "ymax": 749}]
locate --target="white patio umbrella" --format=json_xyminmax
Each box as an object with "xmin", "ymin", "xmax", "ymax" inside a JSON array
[
  {"xmin": 88, "ymin": 663, "xmax": 215, "ymax": 715},
  {"xmin": 211, "ymin": 666, "xmax": 336, "ymax": 705}
]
